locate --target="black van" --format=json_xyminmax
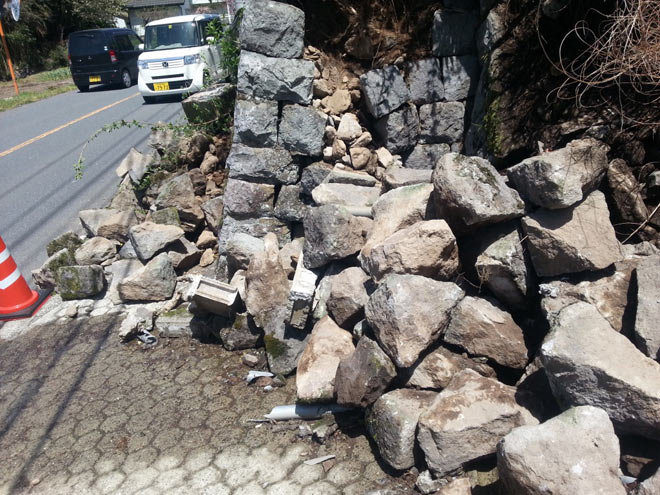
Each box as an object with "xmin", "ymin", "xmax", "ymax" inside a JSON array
[{"xmin": 68, "ymin": 28, "xmax": 143, "ymax": 92}]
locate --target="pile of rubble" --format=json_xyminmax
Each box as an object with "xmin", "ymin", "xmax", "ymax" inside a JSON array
[{"xmin": 30, "ymin": 0, "xmax": 660, "ymax": 493}]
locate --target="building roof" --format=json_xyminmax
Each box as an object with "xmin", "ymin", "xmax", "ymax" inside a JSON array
[{"xmin": 126, "ymin": 0, "xmax": 184, "ymax": 8}]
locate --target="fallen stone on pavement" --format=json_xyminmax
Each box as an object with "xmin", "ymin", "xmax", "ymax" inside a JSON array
[
  {"xmin": 55, "ymin": 265, "xmax": 106, "ymax": 300},
  {"xmin": 117, "ymin": 253, "xmax": 177, "ymax": 302}
]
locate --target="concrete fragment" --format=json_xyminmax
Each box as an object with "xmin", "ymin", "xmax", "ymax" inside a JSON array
[
  {"xmin": 383, "ymin": 166, "xmax": 432, "ymax": 190},
  {"xmin": 287, "ymin": 250, "xmax": 318, "ymax": 330}
]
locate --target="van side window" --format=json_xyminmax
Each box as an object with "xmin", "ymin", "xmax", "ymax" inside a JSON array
[
  {"xmin": 114, "ymin": 34, "xmax": 132, "ymax": 51},
  {"xmin": 128, "ymin": 33, "xmax": 142, "ymax": 49}
]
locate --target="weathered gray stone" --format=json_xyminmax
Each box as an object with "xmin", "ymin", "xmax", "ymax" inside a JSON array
[
  {"xmin": 336, "ymin": 113, "xmax": 363, "ymax": 142},
  {"xmin": 419, "ymin": 102, "xmax": 465, "ymax": 145},
  {"xmin": 498, "ymin": 406, "xmax": 626, "ymax": 495},
  {"xmin": 418, "ymin": 369, "xmax": 539, "ymax": 476},
  {"xmin": 239, "ymin": 0, "xmax": 305, "ymax": 59},
  {"xmin": 166, "ymin": 238, "xmax": 202, "ymax": 272},
  {"xmin": 105, "ymin": 259, "xmax": 143, "ymax": 305},
  {"xmin": 150, "ymin": 207, "xmax": 180, "ymax": 226},
  {"xmin": 310, "ymin": 261, "xmax": 350, "ymax": 321},
  {"xmin": 237, "ymin": 51, "xmax": 314, "ymax": 105},
  {"xmin": 433, "ymin": 10, "xmax": 479, "ymax": 57},
  {"xmin": 218, "ymin": 215, "xmax": 291, "ymax": 254},
  {"xmin": 181, "ymin": 84, "xmax": 235, "ymax": 124},
  {"xmin": 540, "ymin": 302, "xmax": 660, "ymax": 439},
  {"xmin": 360, "ymin": 66, "xmax": 411, "ymax": 119},
  {"xmin": 442, "ymin": 55, "xmax": 479, "ymax": 101},
  {"xmin": 433, "ymin": 153, "xmax": 524, "ymax": 235},
  {"xmin": 300, "ymin": 162, "xmax": 333, "ymax": 196},
  {"xmin": 311, "ymin": 183, "xmax": 381, "ymax": 209},
  {"xmin": 200, "ymin": 196, "xmax": 224, "ymax": 234},
  {"xmin": 79, "ymin": 209, "xmax": 123, "ymax": 238},
  {"xmin": 635, "ymin": 255, "xmax": 660, "ymax": 360},
  {"xmin": 405, "ymin": 346, "xmax": 496, "ymax": 390},
  {"xmin": 383, "ymin": 166, "xmax": 433, "ymax": 190},
  {"xmin": 96, "ymin": 209, "xmax": 139, "ymax": 242},
  {"xmin": 326, "ymin": 266, "xmax": 370, "ymax": 328},
  {"xmin": 362, "ymin": 220, "xmax": 459, "ymax": 281},
  {"xmin": 608, "ymin": 158, "xmax": 649, "ymax": 228},
  {"xmin": 366, "ymin": 274, "xmax": 465, "ymax": 367},
  {"xmin": 117, "ymin": 253, "xmax": 176, "ymax": 302},
  {"xmin": 274, "ymin": 184, "xmax": 311, "ymax": 223},
  {"xmin": 116, "ymin": 147, "xmax": 153, "ymax": 183},
  {"xmin": 110, "ymin": 176, "xmax": 139, "ymax": 210},
  {"xmin": 153, "ymin": 174, "xmax": 204, "ymax": 230},
  {"xmin": 366, "ymin": 389, "xmax": 438, "ymax": 470},
  {"xmin": 32, "ymin": 248, "xmax": 75, "ymax": 290},
  {"xmin": 303, "ymin": 205, "xmax": 371, "ymax": 269},
  {"xmin": 56, "ymin": 265, "xmax": 105, "ymax": 300},
  {"xmin": 444, "ymin": 296, "xmax": 528, "ymax": 369},
  {"xmin": 405, "ymin": 143, "xmax": 451, "ymax": 170},
  {"xmin": 508, "ymin": 138, "xmax": 609, "ymax": 209},
  {"xmin": 522, "ymin": 190, "xmax": 622, "ymax": 277},
  {"xmin": 326, "ymin": 167, "xmax": 379, "ymax": 187},
  {"xmin": 296, "ymin": 316, "xmax": 355, "ymax": 402},
  {"xmin": 118, "ymin": 241, "xmax": 138, "ymax": 260},
  {"xmin": 128, "ymin": 222, "xmax": 184, "ymax": 262},
  {"xmin": 227, "ymin": 144, "xmax": 299, "ymax": 185},
  {"xmin": 223, "ymin": 179, "xmax": 275, "ymax": 219},
  {"xmin": 118, "ymin": 306, "xmax": 153, "ymax": 342},
  {"xmin": 74, "ymin": 237, "xmax": 117, "ymax": 266},
  {"xmin": 374, "ymin": 103, "xmax": 419, "ymax": 155},
  {"xmin": 335, "ymin": 336, "xmax": 396, "ymax": 407},
  {"xmin": 233, "ymin": 98, "xmax": 278, "ymax": 147},
  {"xmin": 407, "ymin": 58, "xmax": 444, "ymax": 105},
  {"xmin": 215, "ymin": 313, "xmax": 263, "ymax": 351},
  {"xmin": 279, "ymin": 105, "xmax": 327, "ymax": 156}
]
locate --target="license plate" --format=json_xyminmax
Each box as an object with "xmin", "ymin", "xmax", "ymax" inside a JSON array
[
  {"xmin": 153, "ymin": 82, "xmax": 170, "ymax": 91},
  {"xmin": 89, "ymin": 76, "xmax": 101, "ymax": 83}
]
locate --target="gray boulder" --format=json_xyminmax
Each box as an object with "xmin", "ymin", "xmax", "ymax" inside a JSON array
[
  {"xmin": 540, "ymin": 302, "xmax": 660, "ymax": 439},
  {"xmin": 405, "ymin": 346, "xmax": 496, "ymax": 390},
  {"xmin": 239, "ymin": 0, "xmax": 304, "ymax": 59},
  {"xmin": 117, "ymin": 253, "xmax": 177, "ymax": 302},
  {"xmin": 407, "ymin": 58, "xmax": 444, "ymax": 105},
  {"xmin": 105, "ymin": 259, "xmax": 143, "ymax": 305},
  {"xmin": 56, "ymin": 265, "xmax": 105, "ymax": 300},
  {"xmin": 432, "ymin": 10, "xmax": 479, "ymax": 56},
  {"xmin": 326, "ymin": 266, "xmax": 370, "ymax": 328},
  {"xmin": 215, "ymin": 313, "xmax": 263, "ymax": 351},
  {"xmin": 442, "ymin": 55, "xmax": 480, "ymax": 101},
  {"xmin": 237, "ymin": 50, "xmax": 314, "ymax": 105},
  {"xmin": 110, "ymin": 176, "xmax": 139, "ymax": 211},
  {"xmin": 166, "ymin": 238, "xmax": 202, "ymax": 272},
  {"xmin": 279, "ymin": 105, "xmax": 327, "ymax": 156},
  {"xmin": 227, "ymin": 144, "xmax": 298, "ymax": 185},
  {"xmin": 79, "ymin": 209, "xmax": 123, "ymax": 237},
  {"xmin": 150, "ymin": 207, "xmax": 180, "ymax": 226},
  {"xmin": 96, "ymin": 209, "xmax": 139, "ymax": 243},
  {"xmin": 404, "ymin": 143, "xmax": 451, "ymax": 170},
  {"xmin": 217, "ymin": 215, "xmax": 291, "ymax": 254},
  {"xmin": 32, "ymin": 248, "xmax": 75, "ymax": 290},
  {"xmin": 383, "ymin": 167, "xmax": 433, "ymax": 190},
  {"xmin": 128, "ymin": 222, "xmax": 184, "ymax": 262},
  {"xmin": 74, "ymin": 237, "xmax": 117, "ymax": 266},
  {"xmin": 365, "ymin": 274, "xmax": 465, "ymax": 367},
  {"xmin": 200, "ymin": 196, "xmax": 224, "ymax": 234},
  {"xmin": 226, "ymin": 233, "xmax": 264, "ymax": 276},
  {"xmin": 635, "ymin": 255, "xmax": 660, "ymax": 360},
  {"xmin": 360, "ymin": 66, "xmax": 411, "ymax": 119},
  {"xmin": 274, "ymin": 184, "xmax": 311, "ymax": 223},
  {"xmin": 432, "ymin": 153, "xmax": 525, "ymax": 235},
  {"xmin": 419, "ymin": 102, "xmax": 465, "ymax": 145},
  {"xmin": 223, "ymin": 179, "xmax": 275, "ymax": 219},
  {"xmin": 153, "ymin": 174, "xmax": 204, "ymax": 230},
  {"xmin": 232, "ymin": 98, "xmax": 278, "ymax": 147},
  {"xmin": 300, "ymin": 162, "xmax": 333, "ymax": 196},
  {"xmin": 374, "ymin": 103, "xmax": 419, "ymax": 155},
  {"xmin": 498, "ymin": 406, "xmax": 626, "ymax": 495},
  {"xmin": 115, "ymin": 147, "xmax": 152, "ymax": 183}
]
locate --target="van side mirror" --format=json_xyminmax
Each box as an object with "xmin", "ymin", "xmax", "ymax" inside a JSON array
[
  {"xmin": 138, "ymin": 43, "xmax": 144, "ymax": 51},
  {"xmin": 205, "ymin": 36, "xmax": 215, "ymax": 44}
]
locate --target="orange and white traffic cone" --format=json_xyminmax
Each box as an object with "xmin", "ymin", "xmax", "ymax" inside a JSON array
[{"xmin": 0, "ymin": 235, "xmax": 50, "ymax": 320}]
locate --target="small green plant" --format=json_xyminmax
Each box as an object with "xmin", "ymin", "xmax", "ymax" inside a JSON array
[{"xmin": 206, "ymin": 10, "xmax": 242, "ymax": 84}]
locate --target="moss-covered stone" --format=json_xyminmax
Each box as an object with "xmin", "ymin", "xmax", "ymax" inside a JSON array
[
  {"xmin": 264, "ymin": 334, "xmax": 288, "ymax": 360},
  {"xmin": 151, "ymin": 207, "xmax": 181, "ymax": 226},
  {"xmin": 55, "ymin": 265, "xmax": 105, "ymax": 300},
  {"xmin": 46, "ymin": 232, "xmax": 83, "ymax": 257}
]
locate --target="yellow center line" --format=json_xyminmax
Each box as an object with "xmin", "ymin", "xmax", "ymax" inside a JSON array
[{"xmin": 0, "ymin": 92, "xmax": 139, "ymax": 159}]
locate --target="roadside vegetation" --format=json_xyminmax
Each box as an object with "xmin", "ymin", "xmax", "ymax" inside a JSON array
[{"xmin": 0, "ymin": 67, "xmax": 75, "ymax": 112}]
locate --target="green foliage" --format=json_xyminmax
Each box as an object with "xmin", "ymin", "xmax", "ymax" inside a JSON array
[{"xmin": 206, "ymin": 10, "xmax": 242, "ymax": 85}]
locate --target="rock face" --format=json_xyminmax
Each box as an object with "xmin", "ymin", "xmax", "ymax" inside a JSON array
[
  {"xmin": 362, "ymin": 220, "xmax": 459, "ymax": 281},
  {"xmin": 540, "ymin": 302, "xmax": 660, "ymax": 440},
  {"xmin": 96, "ymin": 209, "xmax": 138, "ymax": 242},
  {"xmin": 227, "ymin": 144, "xmax": 298, "ymax": 185},
  {"xmin": 507, "ymin": 138, "xmax": 609, "ymax": 209},
  {"xmin": 444, "ymin": 296, "xmax": 528, "ymax": 369},
  {"xmin": 128, "ymin": 222, "xmax": 184, "ymax": 262},
  {"xmin": 279, "ymin": 104, "xmax": 327, "ymax": 156},
  {"xmin": 522, "ymin": 191, "xmax": 622, "ymax": 277},
  {"xmin": 296, "ymin": 316, "xmax": 355, "ymax": 402},
  {"xmin": 201, "ymin": 196, "xmax": 224, "ymax": 234},
  {"xmin": 405, "ymin": 143, "xmax": 451, "ymax": 170},
  {"xmin": 239, "ymin": 0, "xmax": 304, "ymax": 59},
  {"xmin": 237, "ymin": 50, "xmax": 314, "ymax": 105},
  {"xmin": 432, "ymin": 153, "xmax": 524, "ymax": 235},
  {"xmin": 74, "ymin": 237, "xmax": 117, "ymax": 265},
  {"xmin": 407, "ymin": 58, "xmax": 444, "ymax": 105},
  {"xmin": 433, "ymin": 10, "xmax": 479, "ymax": 57},
  {"xmin": 365, "ymin": 274, "xmax": 464, "ymax": 367},
  {"xmin": 117, "ymin": 253, "xmax": 176, "ymax": 302},
  {"xmin": 366, "ymin": 389, "xmax": 438, "ymax": 470},
  {"xmin": 634, "ymin": 255, "xmax": 660, "ymax": 360},
  {"xmin": 374, "ymin": 103, "xmax": 420, "ymax": 154},
  {"xmin": 405, "ymin": 346, "xmax": 495, "ymax": 390},
  {"xmin": 442, "ymin": 56, "xmax": 480, "ymax": 101},
  {"xmin": 418, "ymin": 369, "xmax": 539, "ymax": 476},
  {"xmin": 303, "ymin": 205, "xmax": 370, "ymax": 269},
  {"xmin": 232, "ymin": 98, "xmax": 278, "ymax": 147},
  {"xmin": 55, "ymin": 265, "xmax": 105, "ymax": 300},
  {"xmin": 419, "ymin": 102, "xmax": 465, "ymax": 145},
  {"xmin": 326, "ymin": 266, "xmax": 370, "ymax": 329},
  {"xmin": 498, "ymin": 406, "xmax": 626, "ymax": 495},
  {"xmin": 360, "ymin": 66, "xmax": 411, "ymax": 119},
  {"xmin": 223, "ymin": 179, "xmax": 275, "ymax": 219},
  {"xmin": 335, "ymin": 336, "xmax": 397, "ymax": 407}
]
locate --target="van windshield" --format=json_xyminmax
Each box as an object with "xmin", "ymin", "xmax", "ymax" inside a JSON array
[{"xmin": 145, "ymin": 22, "xmax": 199, "ymax": 51}]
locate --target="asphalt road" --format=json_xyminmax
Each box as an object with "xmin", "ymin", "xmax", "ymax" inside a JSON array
[{"xmin": 0, "ymin": 84, "xmax": 185, "ymax": 284}]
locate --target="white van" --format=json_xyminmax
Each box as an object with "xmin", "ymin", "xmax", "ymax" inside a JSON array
[{"xmin": 137, "ymin": 14, "xmax": 225, "ymax": 103}]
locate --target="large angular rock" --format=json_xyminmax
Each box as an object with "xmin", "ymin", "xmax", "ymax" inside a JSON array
[
  {"xmin": 55, "ymin": 265, "xmax": 105, "ymax": 300},
  {"xmin": 300, "ymin": 162, "xmax": 333, "ymax": 196},
  {"xmin": 383, "ymin": 167, "xmax": 432, "ymax": 190},
  {"xmin": 153, "ymin": 174, "xmax": 204, "ymax": 230},
  {"xmin": 217, "ymin": 215, "xmax": 291, "ymax": 254},
  {"xmin": 226, "ymin": 233, "xmax": 264, "ymax": 276},
  {"xmin": 442, "ymin": 56, "xmax": 480, "ymax": 101},
  {"xmin": 365, "ymin": 274, "xmax": 465, "ymax": 368},
  {"xmin": 444, "ymin": 296, "xmax": 528, "ymax": 369},
  {"xmin": 360, "ymin": 66, "xmax": 411, "ymax": 119},
  {"xmin": 407, "ymin": 58, "xmax": 444, "ymax": 105},
  {"xmin": 166, "ymin": 238, "xmax": 202, "ymax": 272},
  {"xmin": 274, "ymin": 184, "xmax": 311, "ymax": 223},
  {"xmin": 635, "ymin": 255, "xmax": 660, "ymax": 360},
  {"xmin": 432, "ymin": 10, "xmax": 480, "ymax": 57},
  {"xmin": 96, "ymin": 209, "xmax": 138, "ymax": 243},
  {"xmin": 418, "ymin": 369, "xmax": 539, "ymax": 476},
  {"xmin": 374, "ymin": 103, "xmax": 419, "ymax": 155},
  {"xmin": 232, "ymin": 98, "xmax": 278, "ymax": 147},
  {"xmin": 116, "ymin": 147, "xmax": 153, "ymax": 182},
  {"xmin": 264, "ymin": 319, "xmax": 309, "ymax": 376},
  {"xmin": 201, "ymin": 196, "xmax": 224, "ymax": 234},
  {"xmin": 325, "ymin": 167, "xmax": 379, "ymax": 187},
  {"xmin": 181, "ymin": 84, "xmax": 235, "ymax": 124},
  {"xmin": 303, "ymin": 205, "xmax": 371, "ymax": 269},
  {"xmin": 540, "ymin": 302, "xmax": 660, "ymax": 439},
  {"xmin": 215, "ymin": 313, "xmax": 263, "ymax": 351},
  {"xmin": 507, "ymin": 138, "xmax": 609, "ymax": 209},
  {"xmin": 128, "ymin": 222, "xmax": 184, "ymax": 262},
  {"xmin": 405, "ymin": 143, "xmax": 451, "ymax": 170},
  {"xmin": 227, "ymin": 144, "xmax": 298, "ymax": 185},
  {"xmin": 32, "ymin": 248, "xmax": 75, "ymax": 290},
  {"xmin": 239, "ymin": 0, "xmax": 304, "ymax": 59},
  {"xmin": 311, "ymin": 183, "xmax": 381, "ymax": 209},
  {"xmin": 320, "ymin": 88, "xmax": 352, "ymax": 115},
  {"xmin": 361, "ymin": 183, "xmax": 434, "ymax": 256},
  {"xmin": 335, "ymin": 336, "xmax": 396, "ymax": 407},
  {"xmin": 522, "ymin": 190, "xmax": 622, "ymax": 277},
  {"xmin": 105, "ymin": 259, "xmax": 143, "ymax": 305},
  {"xmin": 432, "ymin": 153, "xmax": 524, "ymax": 235},
  {"xmin": 498, "ymin": 406, "xmax": 626, "ymax": 495},
  {"xmin": 366, "ymin": 389, "xmax": 438, "ymax": 470},
  {"xmin": 362, "ymin": 220, "xmax": 459, "ymax": 282},
  {"xmin": 74, "ymin": 237, "xmax": 117, "ymax": 266},
  {"xmin": 79, "ymin": 209, "xmax": 124, "ymax": 237},
  {"xmin": 296, "ymin": 316, "xmax": 355, "ymax": 402},
  {"xmin": 405, "ymin": 346, "xmax": 496, "ymax": 390},
  {"xmin": 110, "ymin": 176, "xmax": 139, "ymax": 211},
  {"xmin": 150, "ymin": 207, "xmax": 180, "ymax": 226},
  {"xmin": 117, "ymin": 253, "xmax": 176, "ymax": 302},
  {"xmin": 279, "ymin": 105, "xmax": 327, "ymax": 156},
  {"xmin": 237, "ymin": 50, "xmax": 314, "ymax": 105},
  {"xmin": 419, "ymin": 102, "xmax": 465, "ymax": 145},
  {"xmin": 223, "ymin": 179, "xmax": 275, "ymax": 219},
  {"xmin": 326, "ymin": 266, "xmax": 370, "ymax": 328}
]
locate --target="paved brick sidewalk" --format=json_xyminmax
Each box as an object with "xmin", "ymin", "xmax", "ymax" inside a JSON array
[{"xmin": 0, "ymin": 306, "xmax": 412, "ymax": 495}]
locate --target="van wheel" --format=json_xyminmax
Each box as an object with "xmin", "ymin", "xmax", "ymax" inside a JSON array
[
  {"xmin": 143, "ymin": 96, "xmax": 156, "ymax": 104},
  {"xmin": 76, "ymin": 84, "xmax": 89, "ymax": 92},
  {"xmin": 120, "ymin": 69, "xmax": 132, "ymax": 88}
]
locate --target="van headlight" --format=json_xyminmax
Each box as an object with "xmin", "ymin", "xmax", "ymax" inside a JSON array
[
  {"xmin": 138, "ymin": 60, "xmax": 148, "ymax": 69},
  {"xmin": 184, "ymin": 54, "xmax": 201, "ymax": 65}
]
